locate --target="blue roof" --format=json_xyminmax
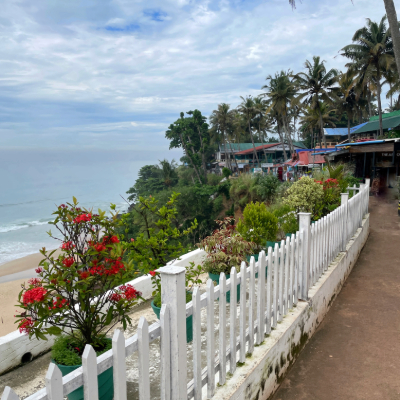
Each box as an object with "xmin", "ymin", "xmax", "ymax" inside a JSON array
[
  {"xmin": 324, "ymin": 122, "xmax": 368, "ymax": 136},
  {"xmin": 295, "ymin": 148, "xmax": 327, "ymax": 153}
]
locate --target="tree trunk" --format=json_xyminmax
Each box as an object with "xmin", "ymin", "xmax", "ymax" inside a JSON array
[
  {"xmin": 367, "ymin": 90, "xmax": 372, "ymax": 119},
  {"xmin": 248, "ymin": 117, "xmax": 259, "ymax": 166},
  {"xmin": 376, "ymin": 73, "xmax": 384, "ymax": 137},
  {"xmin": 179, "ymin": 132, "xmax": 203, "ymax": 184},
  {"xmin": 283, "ymin": 116, "xmax": 294, "ymax": 157},
  {"xmin": 227, "ymin": 139, "xmax": 239, "ymax": 172},
  {"xmin": 383, "ymin": 0, "xmax": 400, "ymax": 75},
  {"xmin": 347, "ymin": 117, "xmax": 351, "ymax": 142},
  {"xmin": 277, "ymin": 124, "xmax": 288, "ymax": 161},
  {"xmin": 318, "ymin": 107, "xmax": 327, "ymax": 149},
  {"xmin": 196, "ymin": 126, "xmax": 207, "ymax": 177}
]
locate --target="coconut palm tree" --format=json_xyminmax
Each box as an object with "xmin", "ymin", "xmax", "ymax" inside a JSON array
[
  {"xmin": 336, "ymin": 72, "xmax": 358, "ymax": 141},
  {"xmin": 341, "ymin": 16, "xmax": 395, "ymax": 136},
  {"xmin": 293, "ymin": 56, "xmax": 339, "ymax": 149},
  {"xmin": 288, "ymin": 0, "xmax": 400, "ymax": 77},
  {"xmin": 237, "ymin": 96, "xmax": 259, "ymax": 165},
  {"xmin": 262, "ymin": 70, "xmax": 297, "ymax": 157},
  {"xmin": 210, "ymin": 103, "xmax": 237, "ymax": 170}
]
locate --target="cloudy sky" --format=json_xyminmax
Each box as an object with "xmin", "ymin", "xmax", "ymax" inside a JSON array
[{"xmin": 0, "ymin": 0, "xmax": 389, "ymax": 153}]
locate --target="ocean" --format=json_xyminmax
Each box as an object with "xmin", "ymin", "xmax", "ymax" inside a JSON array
[{"xmin": 0, "ymin": 148, "xmax": 181, "ymax": 266}]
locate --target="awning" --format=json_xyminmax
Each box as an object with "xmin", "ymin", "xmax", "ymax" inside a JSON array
[{"xmin": 352, "ymin": 115, "xmax": 400, "ymax": 134}]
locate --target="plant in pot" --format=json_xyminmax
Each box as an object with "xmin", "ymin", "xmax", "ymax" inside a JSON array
[
  {"xmin": 236, "ymin": 202, "xmax": 278, "ymax": 266},
  {"xmin": 15, "ymin": 198, "xmax": 142, "ymax": 400},
  {"xmin": 198, "ymin": 217, "xmax": 256, "ymax": 303},
  {"xmin": 149, "ymin": 261, "xmax": 203, "ymax": 343}
]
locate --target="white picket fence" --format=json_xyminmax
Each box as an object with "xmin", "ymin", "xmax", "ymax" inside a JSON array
[{"xmin": 2, "ymin": 181, "xmax": 370, "ymax": 400}]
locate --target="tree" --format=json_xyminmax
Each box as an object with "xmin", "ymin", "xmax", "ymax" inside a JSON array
[
  {"xmin": 293, "ymin": 56, "xmax": 339, "ymax": 148},
  {"xmin": 165, "ymin": 110, "xmax": 210, "ymax": 184},
  {"xmin": 341, "ymin": 16, "xmax": 395, "ymax": 136},
  {"xmin": 158, "ymin": 159, "xmax": 178, "ymax": 188},
  {"xmin": 289, "ymin": 0, "xmax": 400, "ymax": 92},
  {"xmin": 336, "ymin": 72, "xmax": 358, "ymax": 141},
  {"xmin": 262, "ymin": 70, "xmax": 297, "ymax": 157},
  {"xmin": 209, "ymin": 103, "xmax": 238, "ymax": 171}
]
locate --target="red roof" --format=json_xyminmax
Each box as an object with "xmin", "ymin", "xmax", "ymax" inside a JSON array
[
  {"xmin": 298, "ymin": 151, "xmax": 325, "ymax": 165},
  {"xmin": 235, "ymin": 143, "xmax": 280, "ymax": 155}
]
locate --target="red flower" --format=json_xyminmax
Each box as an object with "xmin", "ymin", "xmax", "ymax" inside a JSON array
[
  {"xmin": 73, "ymin": 213, "xmax": 92, "ymax": 224},
  {"xmin": 35, "ymin": 267, "xmax": 43, "ymax": 274},
  {"xmin": 149, "ymin": 271, "xmax": 156, "ymax": 277},
  {"xmin": 109, "ymin": 293, "xmax": 122, "ymax": 302},
  {"xmin": 120, "ymin": 284, "xmax": 140, "ymax": 300},
  {"xmin": 131, "ymin": 238, "xmax": 135, "ymax": 242},
  {"xmin": 110, "ymin": 236, "xmax": 119, "ymax": 243},
  {"xmin": 22, "ymin": 287, "xmax": 47, "ymax": 305},
  {"xmin": 61, "ymin": 241, "xmax": 74, "ymax": 250},
  {"xmin": 51, "ymin": 279, "xmax": 58, "ymax": 284},
  {"xmin": 94, "ymin": 243, "xmax": 106, "ymax": 252},
  {"xmin": 62, "ymin": 257, "xmax": 74, "ymax": 268},
  {"xmin": 80, "ymin": 271, "xmax": 90, "ymax": 280},
  {"xmin": 28, "ymin": 278, "xmax": 42, "ymax": 287},
  {"xmin": 19, "ymin": 317, "xmax": 34, "ymax": 334}
]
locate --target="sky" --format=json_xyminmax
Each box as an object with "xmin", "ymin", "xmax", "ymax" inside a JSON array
[{"xmin": 0, "ymin": 0, "xmax": 389, "ymax": 154}]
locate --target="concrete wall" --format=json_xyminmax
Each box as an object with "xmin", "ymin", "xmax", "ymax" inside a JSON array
[
  {"xmin": 0, "ymin": 249, "xmax": 206, "ymax": 375},
  {"xmin": 213, "ymin": 214, "xmax": 370, "ymax": 400}
]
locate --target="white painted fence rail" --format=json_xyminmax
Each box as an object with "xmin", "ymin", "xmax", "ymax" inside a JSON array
[{"xmin": 1, "ymin": 180, "xmax": 370, "ymax": 400}]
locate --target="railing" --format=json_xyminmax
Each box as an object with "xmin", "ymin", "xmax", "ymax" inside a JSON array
[{"xmin": 2, "ymin": 181, "xmax": 370, "ymax": 400}]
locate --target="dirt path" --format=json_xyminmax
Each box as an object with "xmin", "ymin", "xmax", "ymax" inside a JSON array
[{"xmin": 272, "ymin": 194, "xmax": 400, "ymax": 400}]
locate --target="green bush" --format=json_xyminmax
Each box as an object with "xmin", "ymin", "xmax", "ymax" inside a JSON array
[
  {"xmin": 207, "ymin": 173, "xmax": 222, "ymax": 186},
  {"xmin": 52, "ymin": 336, "xmax": 112, "ymax": 366},
  {"xmin": 229, "ymin": 174, "xmax": 258, "ymax": 210},
  {"xmin": 236, "ymin": 202, "xmax": 278, "ymax": 248},
  {"xmin": 283, "ymin": 177, "xmax": 324, "ymax": 220},
  {"xmin": 222, "ymin": 167, "xmax": 232, "ymax": 178},
  {"xmin": 270, "ymin": 203, "xmax": 299, "ymax": 240},
  {"xmin": 253, "ymin": 174, "xmax": 280, "ymax": 203}
]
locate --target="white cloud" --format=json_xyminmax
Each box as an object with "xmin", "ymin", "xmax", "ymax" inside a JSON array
[{"xmin": 0, "ymin": 0, "xmax": 389, "ymax": 150}]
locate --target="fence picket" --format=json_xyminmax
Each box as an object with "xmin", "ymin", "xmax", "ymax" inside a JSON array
[
  {"xmin": 294, "ymin": 233, "xmax": 299, "ymax": 306},
  {"xmin": 160, "ymin": 305, "xmax": 171, "ymax": 400},
  {"xmin": 284, "ymin": 236, "xmax": 290, "ymax": 315},
  {"xmin": 207, "ymin": 279, "xmax": 215, "ymax": 398},
  {"xmin": 248, "ymin": 258, "xmax": 255, "ymax": 354},
  {"xmin": 112, "ymin": 330, "xmax": 126, "ymax": 400},
  {"xmin": 219, "ymin": 273, "xmax": 227, "ymax": 385},
  {"xmin": 310, "ymin": 224, "xmax": 315, "ymax": 285},
  {"xmin": 289, "ymin": 234, "xmax": 295, "ymax": 310},
  {"xmin": 138, "ymin": 317, "xmax": 150, "ymax": 400},
  {"xmin": 278, "ymin": 240, "xmax": 285, "ymax": 321},
  {"xmin": 192, "ymin": 288, "xmax": 202, "ymax": 400},
  {"xmin": 1, "ymin": 388, "xmax": 19, "ymax": 400},
  {"xmin": 272, "ymin": 243, "xmax": 279, "ymax": 328},
  {"xmin": 257, "ymin": 250, "xmax": 266, "ymax": 344},
  {"xmin": 239, "ymin": 262, "xmax": 247, "ymax": 363},
  {"xmin": 229, "ymin": 267, "xmax": 237, "ymax": 375},
  {"xmin": 82, "ymin": 345, "xmax": 98, "ymax": 400},
  {"xmin": 266, "ymin": 247, "xmax": 273, "ymax": 334},
  {"xmin": 45, "ymin": 363, "xmax": 63, "ymax": 400}
]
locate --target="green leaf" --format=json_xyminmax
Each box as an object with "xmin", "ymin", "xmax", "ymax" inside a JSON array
[
  {"xmin": 73, "ymin": 196, "xmax": 78, "ymax": 205},
  {"xmin": 46, "ymin": 326, "xmax": 62, "ymax": 336},
  {"xmin": 105, "ymin": 306, "xmax": 114, "ymax": 325}
]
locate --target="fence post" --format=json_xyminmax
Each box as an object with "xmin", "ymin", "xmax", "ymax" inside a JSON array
[
  {"xmin": 365, "ymin": 178, "xmax": 370, "ymax": 214},
  {"xmin": 158, "ymin": 265, "xmax": 187, "ymax": 400},
  {"xmin": 298, "ymin": 213, "xmax": 311, "ymax": 301},
  {"xmin": 341, "ymin": 193, "xmax": 349, "ymax": 252}
]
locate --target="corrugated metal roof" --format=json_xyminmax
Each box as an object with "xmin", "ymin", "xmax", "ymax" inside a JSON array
[
  {"xmin": 236, "ymin": 143, "xmax": 282, "ymax": 155},
  {"xmin": 324, "ymin": 122, "xmax": 368, "ymax": 136},
  {"xmin": 370, "ymin": 110, "xmax": 400, "ymax": 121},
  {"xmin": 219, "ymin": 143, "xmax": 267, "ymax": 152},
  {"xmin": 352, "ymin": 115, "xmax": 400, "ymax": 134}
]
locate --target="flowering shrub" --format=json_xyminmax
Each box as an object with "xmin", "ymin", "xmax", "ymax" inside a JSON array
[
  {"xmin": 271, "ymin": 203, "xmax": 299, "ymax": 240},
  {"xmin": 236, "ymin": 202, "xmax": 278, "ymax": 249},
  {"xmin": 198, "ymin": 217, "xmax": 256, "ymax": 275},
  {"xmin": 319, "ymin": 178, "xmax": 341, "ymax": 216},
  {"xmin": 283, "ymin": 176, "xmax": 324, "ymax": 220},
  {"xmin": 15, "ymin": 197, "xmax": 142, "ymax": 350}
]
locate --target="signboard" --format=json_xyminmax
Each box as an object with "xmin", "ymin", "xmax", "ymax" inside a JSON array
[
  {"xmin": 261, "ymin": 163, "xmax": 274, "ymax": 167},
  {"xmin": 253, "ymin": 168, "xmax": 263, "ymax": 175}
]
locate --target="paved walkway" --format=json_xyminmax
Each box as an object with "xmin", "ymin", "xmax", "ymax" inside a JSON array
[{"xmin": 272, "ymin": 195, "xmax": 400, "ymax": 400}]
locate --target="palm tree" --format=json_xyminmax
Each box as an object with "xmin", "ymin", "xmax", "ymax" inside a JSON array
[
  {"xmin": 288, "ymin": 0, "xmax": 400, "ymax": 78},
  {"xmin": 262, "ymin": 70, "xmax": 297, "ymax": 157},
  {"xmin": 210, "ymin": 103, "xmax": 236, "ymax": 170},
  {"xmin": 300, "ymin": 103, "xmax": 338, "ymax": 154},
  {"xmin": 293, "ymin": 56, "xmax": 339, "ymax": 149},
  {"xmin": 158, "ymin": 159, "xmax": 178, "ymax": 187},
  {"xmin": 336, "ymin": 72, "xmax": 358, "ymax": 141},
  {"xmin": 341, "ymin": 16, "xmax": 395, "ymax": 136},
  {"xmin": 253, "ymin": 97, "xmax": 272, "ymax": 160},
  {"xmin": 237, "ymin": 96, "xmax": 259, "ymax": 165}
]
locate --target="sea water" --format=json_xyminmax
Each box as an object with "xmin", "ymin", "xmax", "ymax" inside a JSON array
[{"xmin": 0, "ymin": 148, "xmax": 179, "ymax": 266}]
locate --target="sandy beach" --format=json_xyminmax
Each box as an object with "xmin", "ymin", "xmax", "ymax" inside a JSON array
[{"xmin": 0, "ymin": 250, "xmax": 60, "ymax": 336}]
